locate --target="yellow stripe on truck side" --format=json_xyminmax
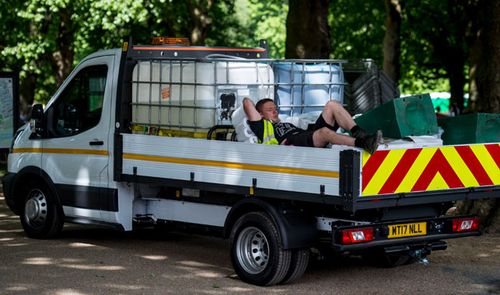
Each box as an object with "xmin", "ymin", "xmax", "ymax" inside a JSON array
[
  {"xmin": 12, "ymin": 147, "xmax": 108, "ymax": 156},
  {"xmin": 123, "ymin": 153, "xmax": 339, "ymax": 178},
  {"xmin": 12, "ymin": 148, "xmax": 338, "ymax": 178}
]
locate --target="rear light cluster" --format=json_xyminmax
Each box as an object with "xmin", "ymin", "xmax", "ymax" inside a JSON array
[
  {"xmin": 341, "ymin": 227, "xmax": 374, "ymax": 244},
  {"xmin": 452, "ymin": 217, "xmax": 479, "ymax": 232},
  {"xmin": 338, "ymin": 217, "xmax": 480, "ymax": 246}
]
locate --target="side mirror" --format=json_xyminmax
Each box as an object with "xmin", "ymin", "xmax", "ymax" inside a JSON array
[
  {"xmin": 31, "ymin": 104, "xmax": 43, "ymax": 121},
  {"xmin": 30, "ymin": 104, "xmax": 44, "ymax": 137}
]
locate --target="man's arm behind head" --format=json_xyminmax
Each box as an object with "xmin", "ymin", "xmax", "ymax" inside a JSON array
[{"xmin": 242, "ymin": 97, "xmax": 262, "ymax": 121}]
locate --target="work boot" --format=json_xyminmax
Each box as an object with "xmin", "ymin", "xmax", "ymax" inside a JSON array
[
  {"xmin": 355, "ymin": 130, "xmax": 382, "ymax": 154},
  {"xmin": 350, "ymin": 125, "xmax": 368, "ymax": 139}
]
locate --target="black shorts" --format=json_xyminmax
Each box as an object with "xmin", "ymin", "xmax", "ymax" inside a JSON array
[{"xmin": 284, "ymin": 114, "xmax": 339, "ymax": 147}]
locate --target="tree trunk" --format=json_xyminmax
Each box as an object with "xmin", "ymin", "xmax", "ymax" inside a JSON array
[
  {"xmin": 19, "ymin": 74, "xmax": 36, "ymax": 114},
  {"xmin": 285, "ymin": 0, "xmax": 330, "ymax": 58},
  {"xmin": 52, "ymin": 7, "xmax": 74, "ymax": 86},
  {"xmin": 443, "ymin": 1, "xmax": 468, "ymax": 114},
  {"xmin": 467, "ymin": 40, "xmax": 480, "ymax": 112},
  {"xmin": 187, "ymin": 0, "xmax": 213, "ymax": 45},
  {"xmin": 474, "ymin": 0, "xmax": 500, "ymax": 113},
  {"xmin": 382, "ymin": 0, "xmax": 402, "ymax": 83},
  {"xmin": 447, "ymin": 54, "xmax": 465, "ymax": 114}
]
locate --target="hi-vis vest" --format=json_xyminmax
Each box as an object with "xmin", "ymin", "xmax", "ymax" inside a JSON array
[{"xmin": 260, "ymin": 120, "xmax": 279, "ymax": 145}]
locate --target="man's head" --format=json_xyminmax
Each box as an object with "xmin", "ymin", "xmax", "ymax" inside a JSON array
[{"xmin": 255, "ymin": 98, "xmax": 279, "ymax": 123}]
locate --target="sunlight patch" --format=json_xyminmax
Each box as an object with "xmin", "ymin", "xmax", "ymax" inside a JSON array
[
  {"xmin": 5, "ymin": 243, "xmax": 29, "ymax": 247},
  {"xmin": 23, "ymin": 257, "xmax": 54, "ymax": 265},
  {"xmin": 68, "ymin": 242, "xmax": 98, "ymax": 248},
  {"xmin": 6, "ymin": 286, "xmax": 29, "ymax": 291},
  {"xmin": 193, "ymin": 270, "xmax": 223, "ymax": 278},
  {"xmin": 53, "ymin": 289, "xmax": 91, "ymax": 295},
  {"xmin": 0, "ymin": 229, "xmax": 24, "ymax": 233},
  {"xmin": 139, "ymin": 255, "xmax": 168, "ymax": 261},
  {"xmin": 59, "ymin": 264, "xmax": 125, "ymax": 271},
  {"xmin": 103, "ymin": 284, "xmax": 147, "ymax": 291},
  {"xmin": 178, "ymin": 260, "xmax": 214, "ymax": 268}
]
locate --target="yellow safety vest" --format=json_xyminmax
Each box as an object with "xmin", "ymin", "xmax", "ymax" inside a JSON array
[{"xmin": 260, "ymin": 119, "xmax": 279, "ymax": 145}]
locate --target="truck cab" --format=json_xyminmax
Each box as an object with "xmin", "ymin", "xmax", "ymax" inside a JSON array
[{"xmin": 4, "ymin": 49, "xmax": 123, "ymax": 228}]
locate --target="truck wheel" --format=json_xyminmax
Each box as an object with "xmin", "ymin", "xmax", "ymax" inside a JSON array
[
  {"xmin": 280, "ymin": 249, "xmax": 310, "ymax": 284},
  {"xmin": 20, "ymin": 182, "xmax": 63, "ymax": 239},
  {"xmin": 230, "ymin": 212, "xmax": 291, "ymax": 286}
]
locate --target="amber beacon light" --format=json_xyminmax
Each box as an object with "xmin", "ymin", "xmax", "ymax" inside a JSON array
[{"xmin": 151, "ymin": 37, "xmax": 190, "ymax": 45}]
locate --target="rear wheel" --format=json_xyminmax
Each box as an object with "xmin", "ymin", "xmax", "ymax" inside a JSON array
[
  {"xmin": 230, "ymin": 212, "xmax": 291, "ymax": 286},
  {"xmin": 280, "ymin": 248, "xmax": 310, "ymax": 284},
  {"xmin": 20, "ymin": 182, "xmax": 63, "ymax": 239}
]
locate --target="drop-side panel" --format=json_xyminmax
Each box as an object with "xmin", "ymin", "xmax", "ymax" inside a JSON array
[{"xmin": 121, "ymin": 134, "xmax": 345, "ymax": 196}]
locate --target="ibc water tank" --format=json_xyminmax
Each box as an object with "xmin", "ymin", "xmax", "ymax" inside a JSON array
[
  {"xmin": 274, "ymin": 63, "xmax": 344, "ymax": 116},
  {"xmin": 132, "ymin": 60, "xmax": 274, "ymax": 131}
]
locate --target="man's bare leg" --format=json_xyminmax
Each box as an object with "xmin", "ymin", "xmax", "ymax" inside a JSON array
[
  {"xmin": 312, "ymin": 127, "xmax": 355, "ymax": 147},
  {"xmin": 320, "ymin": 101, "xmax": 356, "ymax": 130}
]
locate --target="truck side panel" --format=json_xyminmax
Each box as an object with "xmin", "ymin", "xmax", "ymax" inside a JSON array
[{"xmin": 121, "ymin": 133, "xmax": 345, "ymax": 197}]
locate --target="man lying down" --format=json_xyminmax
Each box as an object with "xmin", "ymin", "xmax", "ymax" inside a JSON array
[{"xmin": 243, "ymin": 97, "xmax": 382, "ymax": 154}]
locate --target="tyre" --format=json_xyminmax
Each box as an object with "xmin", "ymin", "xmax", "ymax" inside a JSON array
[
  {"xmin": 280, "ymin": 248, "xmax": 310, "ymax": 284},
  {"xmin": 20, "ymin": 181, "xmax": 63, "ymax": 239},
  {"xmin": 230, "ymin": 212, "xmax": 291, "ymax": 286}
]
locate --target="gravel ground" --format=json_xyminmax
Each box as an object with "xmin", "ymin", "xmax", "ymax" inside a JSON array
[{"xmin": 0, "ymin": 195, "xmax": 499, "ymax": 295}]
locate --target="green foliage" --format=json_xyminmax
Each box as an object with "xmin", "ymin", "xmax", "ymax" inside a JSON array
[
  {"xmin": 399, "ymin": 0, "xmax": 472, "ymax": 95},
  {"xmin": 1, "ymin": 0, "xmax": 69, "ymax": 101},
  {"xmin": 244, "ymin": 0, "xmax": 287, "ymax": 58},
  {"xmin": 329, "ymin": 0, "xmax": 386, "ymax": 63},
  {"xmin": 0, "ymin": 0, "xmax": 484, "ymax": 104},
  {"xmin": 327, "ymin": 0, "xmax": 452, "ymax": 95},
  {"xmin": 1, "ymin": 0, "xmax": 232, "ymax": 103},
  {"xmin": 215, "ymin": 0, "xmax": 287, "ymax": 58}
]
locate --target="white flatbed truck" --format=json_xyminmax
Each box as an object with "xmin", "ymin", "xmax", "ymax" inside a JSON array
[{"xmin": 3, "ymin": 39, "xmax": 499, "ymax": 286}]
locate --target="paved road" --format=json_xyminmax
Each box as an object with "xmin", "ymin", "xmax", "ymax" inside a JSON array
[{"xmin": 0, "ymin": 195, "xmax": 499, "ymax": 295}]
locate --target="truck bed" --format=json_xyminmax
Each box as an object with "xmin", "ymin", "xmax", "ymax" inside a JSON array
[{"xmin": 118, "ymin": 133, "xmax": 500, "ymax": 212}]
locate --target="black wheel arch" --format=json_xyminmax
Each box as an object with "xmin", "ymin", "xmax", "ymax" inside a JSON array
[
  {"xmin": 9, "ymin": 166, "xmax": 62, "ymax": 215},
  {"xmin": 224, "ymin": 198, "xmax": 318, "ymax": 250}
]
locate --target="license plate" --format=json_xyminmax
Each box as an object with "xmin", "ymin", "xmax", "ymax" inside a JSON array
[{"xmin": 388, "ymin": 222, "xmax": 427, "ymax": 239}]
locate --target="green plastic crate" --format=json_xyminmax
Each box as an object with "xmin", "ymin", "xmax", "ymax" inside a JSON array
[
  {"xmin": 438, "ymin": 113, "xmax": 500, "ymax": 145},
  {"xmin": 354, "ymin": 94, "xmax": 438, "ymax": 139}
]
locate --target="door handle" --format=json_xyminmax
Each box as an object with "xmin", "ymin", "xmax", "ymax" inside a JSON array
[{"xmin": 89, "ymin": 140, "xmax": 104, "ymax": 146}]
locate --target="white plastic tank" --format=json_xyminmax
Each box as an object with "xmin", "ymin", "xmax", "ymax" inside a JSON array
[
  {"xmin": 132, "ymin": 60, "xmax": 274, "ymax": 131},
  {"xmin": 274, "ymin": 63, "xmax": 344, "ymax": 116}
]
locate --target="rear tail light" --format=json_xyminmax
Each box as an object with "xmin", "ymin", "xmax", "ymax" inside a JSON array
[
  {"xmin": 452, "ymin": 217, "xmax": 479, "ymax": 232},
  {"xmin": 341, "ymin": 227, "xmax": 374, "ymax": 244}
]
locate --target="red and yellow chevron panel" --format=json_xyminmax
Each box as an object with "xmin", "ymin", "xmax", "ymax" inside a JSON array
[{"xmin": 361, "ymin": 143, "xmax": 500, "ymax": 196}]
